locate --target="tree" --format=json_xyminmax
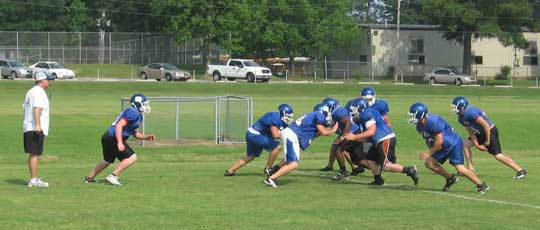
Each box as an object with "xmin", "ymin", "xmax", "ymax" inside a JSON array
[
  {"xmin": 64, "ymin": 0, "xmax": 92, "ymax": 32},
  {"xmin": 0, "ymin": 0, "xmax": 67, "ymax": 31},
  {"xmin": 420, "ymin": 0, "xmax": 534, "ymax": 74},
  {"xmin": 261, "ymin": 0, "xmax": 360, "ymax": 73},
  {"xmin": 153, "ymin": 0, "xmax": 238, "ymax": 64}
]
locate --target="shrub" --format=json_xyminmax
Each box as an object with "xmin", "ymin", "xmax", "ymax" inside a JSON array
[{"xmin": 497, "ymin": 65, "xmax": 512, "ymax": 80}]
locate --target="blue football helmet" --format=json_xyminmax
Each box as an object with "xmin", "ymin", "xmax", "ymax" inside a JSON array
[
  {"xmin": 360, "ymin": 87, "xmax": 376, "ymax": 106},
  {"xmin": 345, "ymin": 98, "xmax": 368, "ymax": 117},
  {"xmin": 322, "ymin": 97, "xmax": 340, "ymax": 112},
  {"xmin": 451, "ymin": 96, "xmax": 469, "ymax": 114},
  {"xmin": 130, "ymin": 93, "xmax": 151, "ymax": 113},
  {"xmin": 408, "ymin": 102, "xmax": 428, "ymax": 125},
  {"xmin": 278, "ymin": 104, "xmax": 294, "ymax": 125},
  {"xmin": 313, "ymin": 103, "xmax": 332, "ymax": 126}
]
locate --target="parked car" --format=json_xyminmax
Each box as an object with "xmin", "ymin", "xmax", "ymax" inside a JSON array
[
  {"xmin": 424, "ymin": 68, "xmax": 476, "ymax": 86},
  {"xmin": 207, "ymin": 59, "xmax": 272, "ymax": 82},
  {"xmin": 0, "ymin": 60, "xmax": 33, "ymax": 79},
  {"xmin": 29, "ymin": 61, "xmax": 75, "ymax": 79},
  {"xmin": 138, "ymin": 63, "xmax": 190, "ymax": 81}
]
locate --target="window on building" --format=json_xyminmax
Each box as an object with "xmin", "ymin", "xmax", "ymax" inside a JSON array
[
  {"xmin": 408, "ymin": 55, "xmax": 425, "ymax": 64},
  {"xmin": 524, "ymin": 56, "xmax": 538, "ymax": 65},
  {"xmin": 525, "ymin": 41, "xmax": 538, "ymax": 55},
  {"xmin": 359, "ymin": 55, "xmax": 368, "ymax": 63},
  {"xmin": 472, "ymin": 56, "xmax": 483, "ymax": 65},
  {"xmin": 410, "ymin": 38, "xmax": 424, "ymax": 54},
  {"xmin": 524, "ymin": 41, "xmax": 538, "ymax": 65}
]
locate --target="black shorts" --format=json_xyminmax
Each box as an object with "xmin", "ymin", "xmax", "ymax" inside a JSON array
[
  {"xmin": 365, "ymin": 137, "xmax": 397, "ymax": 166},
  {"xmin": 101, "ymin": 132, "xmax": 135, "ymax": 163},
  {"xmin": 340, "ymin": 140, "xmax": 366, "ymax": 164},
  {"xmin": 471, "ymin": 126, "xmax": 502, "ymax": 155},
  {"xmin": 24, "ymin": 131, "xmax": 45, "ymax": 155}
]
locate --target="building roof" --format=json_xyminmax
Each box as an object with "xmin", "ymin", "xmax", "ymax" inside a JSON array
[{"xmin": 359, "ymin": 24, "xmax": 440, "ymax": 30}]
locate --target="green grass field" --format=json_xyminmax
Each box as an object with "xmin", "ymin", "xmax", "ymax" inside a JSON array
[{"xmin": 1, "ymin": 81, "xmax": 539, "ymax": 229}]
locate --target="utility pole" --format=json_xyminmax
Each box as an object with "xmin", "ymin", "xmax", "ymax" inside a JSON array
[
  {"xmin": 96, "ymin": 12, "xmax": 111, "ymax": 65},
  {"xmin": 394, "ymin": 0, "xmax": 401, "ymax": 82}
]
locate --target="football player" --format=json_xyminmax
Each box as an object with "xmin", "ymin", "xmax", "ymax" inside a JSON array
[
  {"xmin": 85, "ymin": 93, "xmax": 156, "ymax": 186},
  {"xmin": 319, "ymin": 98, "xmax": 365, "ymax": 177},
  {"xmin": 344, "ymin": 99, "xmax": 418, "ymax": 186},
  {"xmin": 361, "ymin": 87, "xmax": 391, "ymax": 127},
  {"xmin": 409, "ymin": 102, "xmax": 489, "ymax": 194},
  {"xmin": 224, "ymin": 104, "xmax": 294, "ymax": 176},
  {"xmin": 264, "ymin": 104, "xmax": 338, "ymax": 188},
  {"xmin": 451, "ymin": 96, "xmax": 527, "ymax": 179}
]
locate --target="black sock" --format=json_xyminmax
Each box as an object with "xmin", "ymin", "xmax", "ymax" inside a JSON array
[
  {"xmin": 374, "ymin": 174, "xmax": 383, "ymax": 182},
  {"xmin": 111, "ymin": 173, "xmax": 117, "ymax": 176},
  {"xmin": 339, "ymin": 165, "xmax": 346, "ymax": 172},
  {"xmin": 402, "ymin": 167, "xmax": 410, "ymax": 173},
  {"xmin": 270, "ymin": 165, "xmax": 281, "ymax": 173}
]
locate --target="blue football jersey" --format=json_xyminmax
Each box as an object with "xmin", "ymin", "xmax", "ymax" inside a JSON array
[
  {"xmin": 290, "ymin": 112, "xmax": 327, "ymax": 150},
  {"xmin": 355, "ymin": 107, "xmax": 394, "ymax": 144},
  {"xmin": 107, "ymin": 107, "xmax": 143, "ymax": 137},
  {"xmin": 416, "ymin": 114, "xmax": 461, "ymax": 152},
  {"xmin": 250, "ymin": 112, "xmax": 287, "ymax": 136},
  {"xmin": 458, "ymin": 106, "xmax": 494, "ymax": 134},
  {"xmin": 371, "ymin": 99, "xmax": 389, "ymax": 116},
  {"xmin": 332, "ymin": 106, "xmax": 359, "ymax": 135}
]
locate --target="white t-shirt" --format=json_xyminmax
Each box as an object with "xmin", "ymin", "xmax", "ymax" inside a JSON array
[{"xmin": 23, "ymin": 85, "xmax": 50, "ymax": 136}]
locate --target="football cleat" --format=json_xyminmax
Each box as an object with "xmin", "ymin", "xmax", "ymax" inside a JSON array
[
  {"xmin": 477, "ymin": 183, "xmax": 490, "ymax": 194},
  {"xmin": 350, "ymin": 166, "xmax": 365, "ymax": 176},
  {"xmin": 264, "ymin": 178, "xmax": 278, "ymax": 188},
  {"xmin": 332, "ymin": 171, "xmax": 350, "ymax": 181},
  {"xmin": 224, "ymin": 170, "xmax": 235, "ymax": 177},
  {"xmin": 368, "ymin": 179, "xmax": 385, "ymax": 186},
  {"xmin": 406, "ymin": 165, "xmax": 419, "ymax": 186},
  {"xmin": 442, "ymin": 175, "xmax": 459, "ymax": 192},
  {"xmin": 106, "ymin": 174, "xmax": 122, "ymax": 186},
  {"xmin": 84, "ymin": 176, "xmax": 96, "ymax": 183},
  {"xmin": 319, "ymin": 166, "xmax": 333, "ymax": 172},
  {"xmin": 513, "ymin": 169, "xmax": 527, "ymax": 179}
]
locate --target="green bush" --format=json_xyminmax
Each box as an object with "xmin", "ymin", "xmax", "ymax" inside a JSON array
[{"xmin": 497, "ymin": 65, "xmax": 512, "ymax": 80}]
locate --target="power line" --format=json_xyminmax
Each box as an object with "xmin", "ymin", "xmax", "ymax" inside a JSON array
[
  {"xmin": 93, "ymin": 0, "xmax": 346, "ymax": 10},
  {"xmin": 0, "ymin": 0, "xmax": 537, "ymax": 31},
  {"xmin": 0, "ymin": 0, "xmax": 357, "ymax": 29}
]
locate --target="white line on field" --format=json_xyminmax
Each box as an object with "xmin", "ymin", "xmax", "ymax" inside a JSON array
[{"xmin": 248, "ymin": 164, "xmax": 540, "ymax": 210}]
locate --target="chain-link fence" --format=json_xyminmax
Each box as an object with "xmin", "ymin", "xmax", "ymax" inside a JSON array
[
  {"xmin": 0, "ymin": 31, "xmax": 217, "ymax": 66},
  {"xmin": 0, "ymin": 28, "xmax": 538, "ymax": 87}
]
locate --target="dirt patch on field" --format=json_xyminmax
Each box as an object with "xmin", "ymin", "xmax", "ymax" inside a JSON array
[
  {"xmin": 129, "ymin": 139, "xmax": 242, "ymax": 147},
  {"xmin": 41, "ymin": 155, "xmax": 60, "ymax": 161}
]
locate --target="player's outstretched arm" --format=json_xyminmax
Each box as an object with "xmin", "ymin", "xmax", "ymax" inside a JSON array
[{"xmin": 134, "ymin": 130, "xmax": 156, "ymax": 141}]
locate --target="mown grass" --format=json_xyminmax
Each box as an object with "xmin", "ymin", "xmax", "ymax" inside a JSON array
[{"xmin": 1, "ymin": 81, "xmax": 539, "ymax": 229}]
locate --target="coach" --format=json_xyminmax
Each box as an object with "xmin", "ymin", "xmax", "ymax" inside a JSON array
[{"xmin": 23, "ymin": 72, "xmax": 54, "ymax": 188}]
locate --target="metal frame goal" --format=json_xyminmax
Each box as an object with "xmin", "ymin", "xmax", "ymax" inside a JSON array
[{"xmin": 121, "ymin": 95, "xmax": 253, "ymax": 145}]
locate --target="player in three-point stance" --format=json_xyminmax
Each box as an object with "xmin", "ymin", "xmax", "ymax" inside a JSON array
[{"xmin": 224, "ymin": 104, "xmax": 294, "ymax": 176}]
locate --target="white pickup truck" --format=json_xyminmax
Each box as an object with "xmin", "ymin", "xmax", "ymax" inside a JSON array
[{"xmin": 207, "ymin": 59, "xmax": 272, "ymax": 82}]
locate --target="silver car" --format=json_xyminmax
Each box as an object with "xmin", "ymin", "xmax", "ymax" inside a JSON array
[
  {"xmin": 0, "ymin": 60, "xmax": 33, "ymax": 79},
  {"xmin": 424, "ymin": 68, "xmax": 476, "ymax": 86},
  {"xmin": 138, "ymin": 63, "xmax": 190, "ymax": 81}
]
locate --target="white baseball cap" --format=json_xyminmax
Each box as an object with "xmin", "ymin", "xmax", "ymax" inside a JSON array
[{"xmin": 34, "ymin": 72, "xmax": 53, "ymax": 81}]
